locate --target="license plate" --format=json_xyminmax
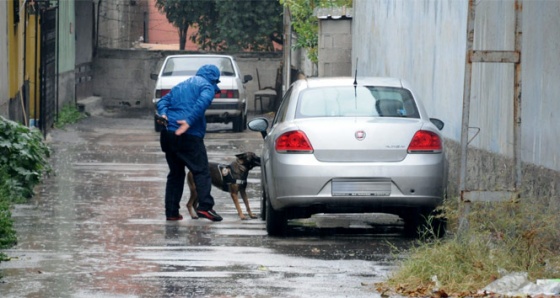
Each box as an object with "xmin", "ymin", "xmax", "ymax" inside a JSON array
[{"xmin": 331, "ymin": 178, "xmax": 391, "ymax": 196}]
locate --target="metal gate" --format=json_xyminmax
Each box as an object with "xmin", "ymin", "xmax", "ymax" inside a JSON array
[{"xmin": 39, "ymin": 7, "xmax": 58, "ymax": 137}]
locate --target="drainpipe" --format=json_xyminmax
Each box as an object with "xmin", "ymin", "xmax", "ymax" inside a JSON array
[
  {"xmin": 283, "ymin": 5, "xmax": 291, "ymax": 97},
  {"xmin": 22, "ymin": 0, "xmax": 28, "ymax": 125},
  {"xmin": 94, "ymin": 0, "xmax": 102, "ymax": 57},
  {"xmin": 34, "ymin": 0, "xmax": 38, "ymax": 128}
]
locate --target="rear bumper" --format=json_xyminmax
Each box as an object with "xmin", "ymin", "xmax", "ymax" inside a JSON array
[{"xmin": 266, "ymin": 153, "xmax": 445, "ymax": 212}]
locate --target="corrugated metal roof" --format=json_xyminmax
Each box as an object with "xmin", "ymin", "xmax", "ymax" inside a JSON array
[{"xmin": 314, "ymin": 7, "xmax": 353, "ymax": 19}]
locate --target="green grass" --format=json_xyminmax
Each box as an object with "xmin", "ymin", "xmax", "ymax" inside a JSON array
[
  {"xmin": 54, "ymin": 103, "xmax": 86, "ymax": 129},
  {"xmin": 377, "ymin": 198, "xmax": 560, "ymax": 296}
]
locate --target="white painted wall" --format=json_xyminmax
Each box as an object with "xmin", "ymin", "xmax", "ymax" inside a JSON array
[{"xmin": 352, "ymin": 0, "xmax": 560, "ymax": 172}]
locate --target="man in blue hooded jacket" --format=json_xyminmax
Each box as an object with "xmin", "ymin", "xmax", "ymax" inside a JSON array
[{"xmin": 156, "ymin": 64, "xmax": 223, "ymax": 222}]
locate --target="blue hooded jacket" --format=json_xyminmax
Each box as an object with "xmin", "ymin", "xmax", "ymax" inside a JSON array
[{"xmin": 156, "ymin": 64, "xmax": 221, "ymax": 138}]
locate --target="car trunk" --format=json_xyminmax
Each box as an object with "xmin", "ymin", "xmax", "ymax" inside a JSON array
[{"xmin": 294, "ymin": 117, "xmax": 424, "ymax": 162}]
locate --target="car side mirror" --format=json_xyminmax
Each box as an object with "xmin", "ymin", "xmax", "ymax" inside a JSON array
[
  {"xmin": 430, "ymin": 118, "xmax": 444, "ymax": 130},
  {"xmin": 247, "ymin": 117, "xmax": 269, "ymax": 139},
  {"xmin": 243, "ymin": 74, "xmax": 253, "ymax": 84},
  {"xmin": 150, "ymin": 73, "xmax": 158, "ymax": 80}
]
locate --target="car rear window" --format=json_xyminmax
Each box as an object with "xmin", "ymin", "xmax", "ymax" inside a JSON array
[
  {"xmin": 161, "ymin": 57, "xmax": 236, "ymax": 77},
  {"xmin": 296, "ymin": 86, "xmax": 420, "ymax": 119}
]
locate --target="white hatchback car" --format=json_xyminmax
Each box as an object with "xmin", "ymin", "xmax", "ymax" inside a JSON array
[
  {"xmin": 248, "ymin": 76, "xmax": 447, "ymax": 237},
  {"xmin": 151, "ymin": 54, "xmax": 253, "ymax": 132}
]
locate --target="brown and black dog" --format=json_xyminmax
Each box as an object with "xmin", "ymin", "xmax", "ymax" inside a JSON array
[{"xmin": 186, "ymin": 152, "xmax": 261, "ymax": 220}]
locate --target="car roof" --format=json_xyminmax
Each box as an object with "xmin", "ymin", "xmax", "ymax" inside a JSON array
[{"xmin": 300, "ymin": 76, "xmax": 406, "ymax": 88}]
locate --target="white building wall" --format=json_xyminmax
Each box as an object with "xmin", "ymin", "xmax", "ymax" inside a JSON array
[
  {"xmin": 522, "ymin": 1, "xmax": 560, "ymax": 170},
  {"xmin": 0, "ymin": 1, "xmax": 8, "ymax": 117},
  {"xmin": 353, "ymin": 0, "xmax": 560, "ymax": 172}
]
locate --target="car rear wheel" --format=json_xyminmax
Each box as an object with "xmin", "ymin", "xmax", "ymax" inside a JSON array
[
  {"xmin": 265, "ymin": 197, "xmax": 287, "ymax": 236},
  {"xmin": 260, "ymin": 187, "xmax": 267, "ymax": 221},
  {"xmin": 232, "ymin": 113, "xmax": 246, "ymax": 132}
]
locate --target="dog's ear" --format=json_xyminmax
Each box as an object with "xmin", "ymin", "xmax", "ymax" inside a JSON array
[{"xmin": 235, "ymin": 153, "xmax": 246, "ymax": 160}]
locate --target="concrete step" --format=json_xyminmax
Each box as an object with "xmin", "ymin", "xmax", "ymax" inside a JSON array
[{"xmin": 77, "ymin": 96, "xmax": 104, "ymax": 116}]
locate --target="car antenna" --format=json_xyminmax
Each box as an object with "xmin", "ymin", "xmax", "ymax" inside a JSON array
[
  {"xmin": 353, "ymin": 58, "xmax": 358, "ymax": 108},
  {"xmin": 353, "ymin": 58, "xmax": 358, "ymax": 91}
]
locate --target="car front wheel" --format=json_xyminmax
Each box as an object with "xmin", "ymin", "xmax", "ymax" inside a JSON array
[{"xmin": 265, "ymin": 197, "xmax": 287, "ymax": 236}]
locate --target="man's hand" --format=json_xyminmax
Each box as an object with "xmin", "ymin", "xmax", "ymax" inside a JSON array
[{"xmin": 175, "ymin": 120, "xmax": 190, "ymax": 136}]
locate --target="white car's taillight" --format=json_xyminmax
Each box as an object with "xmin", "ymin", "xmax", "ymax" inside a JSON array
[
  {"xmin": 275, "ymin": 130, "xmax": 314, "ymax": 153},
  {"xmin": 215, "ymin": 90, "xmax": 239, "ymax": 98},
  {"xmin": 407, "ymin": 130, "xmax": 442, "ymax": 153},
  {"xmin": 155, "ymin": 89, "xmax": 170, "ymax": 99}
]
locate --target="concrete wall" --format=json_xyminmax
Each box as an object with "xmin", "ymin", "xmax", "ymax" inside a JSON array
[
  {"xmin": 75, "ymin": 1, "xmax": 93, "ymax": 66},
  {"xmin": 97, "ymin": 0, "xmax": 148, "ymax": 49},
  {"xmin": 352, "ymin": 0, "xmax": 560, "ymax": 199},
  {"xmin": 92, "ymin": 49, "xmax": 282, "ymax": 110},
  {"xmin": 75, "ymin": 1, "xmax": 95, "ymax": 101},
  {"xmin": 317, "ymin": 18, "xmax": 352, "ymax": 77},
  {"xmin": 0, "ymin": 1, "xmax": 8, "ymax": 117},
  {"xmin": 56, "ymin": 0, "xmax": 76, "ymax": 107}
]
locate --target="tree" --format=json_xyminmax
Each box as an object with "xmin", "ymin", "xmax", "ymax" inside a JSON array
[
  {"xmin": 280, "ymin": 0, "xmax": 352, "ymax": 63},
  {"xmin": 155, "ymin": 0, "xmax": 283, "ymax": 52},
  {"xmin": 154, "ymin": 0, "xmax": 215, "ymax": 50},
  {"xmin": 195, "ymin": 0, "xmax": 283, "ymax": 52}
]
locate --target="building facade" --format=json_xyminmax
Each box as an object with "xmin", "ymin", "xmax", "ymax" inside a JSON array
[{"xmin": 0, "ymin": 0, "xmax": 95, "ymax": 137}]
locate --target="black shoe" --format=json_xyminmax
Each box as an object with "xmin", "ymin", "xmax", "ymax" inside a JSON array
[{"xmin": 196, "ymin": 209, "xmax": 223, "ymax": 222}]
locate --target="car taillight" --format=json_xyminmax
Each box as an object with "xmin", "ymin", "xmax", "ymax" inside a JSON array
[
  {"xmin": 215, "ymin": 89, "xmax": 239, "ymax": 98},
  {"xmin": 407, "ymin": 130, "xmax": 442, "ymax": 153},
  {"xmin": 155, "ymin": 89, "xmax": 170, "ymax": 98},
  {"xmin": 275, "ymin": 130, "xmax": 314, "ymax": 153}
]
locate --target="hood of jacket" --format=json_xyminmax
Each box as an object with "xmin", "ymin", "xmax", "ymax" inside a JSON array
[{"xmin": 196, "ymin": 64, "xmax": 221, "ymax": 94}]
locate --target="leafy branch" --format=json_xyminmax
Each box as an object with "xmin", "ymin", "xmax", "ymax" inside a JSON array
[{"xmin": 280, "ymin": 0, "xmax": 352, "ymax": 63}]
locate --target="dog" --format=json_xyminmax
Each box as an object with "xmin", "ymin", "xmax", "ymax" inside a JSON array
[{"xmin": 186, "ymin": 152, "xmax": 261, "ymax": 220}]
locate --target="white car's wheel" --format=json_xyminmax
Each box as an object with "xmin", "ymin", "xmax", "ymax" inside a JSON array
[
  {"xmin": 260, "ymin": 187, "xmax": 267, "ymax": 221},
  {"xmin": 232, "ymin": 113, "xmax": 246, "ymax": 132},
  {"xmin": 265, "ymin": 197, "xmax": 287, "ymax": 236}
]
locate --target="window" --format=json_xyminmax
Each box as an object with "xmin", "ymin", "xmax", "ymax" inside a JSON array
[
  {"xmin": 162, "ymin": 57, "xmax": 235, "ymax": 77},
  {"xmin": 295, "ymin": 86, "xmax": 419, "ymax": 118}
]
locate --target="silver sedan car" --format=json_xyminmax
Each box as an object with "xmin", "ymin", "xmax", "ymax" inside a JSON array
[{"xmin": 248, "ymin": 76, "xmax": 446, "ymax": 237}]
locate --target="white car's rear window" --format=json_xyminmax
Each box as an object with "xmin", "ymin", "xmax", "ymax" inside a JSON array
[
  {"xmin": 161, "ymin": 57, "xmax": 236, "ymax": 77},
  {"xmin": 296, "ymin": 86, "xmax": 420, "ymax": 119}
]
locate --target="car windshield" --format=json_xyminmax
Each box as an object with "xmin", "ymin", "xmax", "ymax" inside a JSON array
[
  {"xmin": 161, "ymin": 57, "xmax": 236, "ymax": 77},
  {"xmin": 295, "ymin": 86, "xmax": 420, "ymax": 118}
]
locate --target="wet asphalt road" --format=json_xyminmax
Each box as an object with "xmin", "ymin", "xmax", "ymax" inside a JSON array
[{"xmin": 0, "ymin": 108, "xmax": 413, "ymax": 298}]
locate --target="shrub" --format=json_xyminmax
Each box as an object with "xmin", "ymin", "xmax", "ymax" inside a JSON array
[
  {"xmin": 0, "ymin": 165, "xmax": 17, "ymax": 261},
  {"xmin": 0, "ymin": 116, "xmax": 51, "ymax": 200},
  {"xmin": 0, "ymin": 117, "xmax": 52, "ymax": 262}
]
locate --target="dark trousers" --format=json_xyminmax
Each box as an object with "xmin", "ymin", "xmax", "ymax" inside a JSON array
[{"xmin": 160, "ymin": 130, "xmax": 214, "ymax": 217}]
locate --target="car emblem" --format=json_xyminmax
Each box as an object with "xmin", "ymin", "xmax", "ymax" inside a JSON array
[{"xmin": 355, "ymin": 130, "xmax": 366, "ymax": 141}]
